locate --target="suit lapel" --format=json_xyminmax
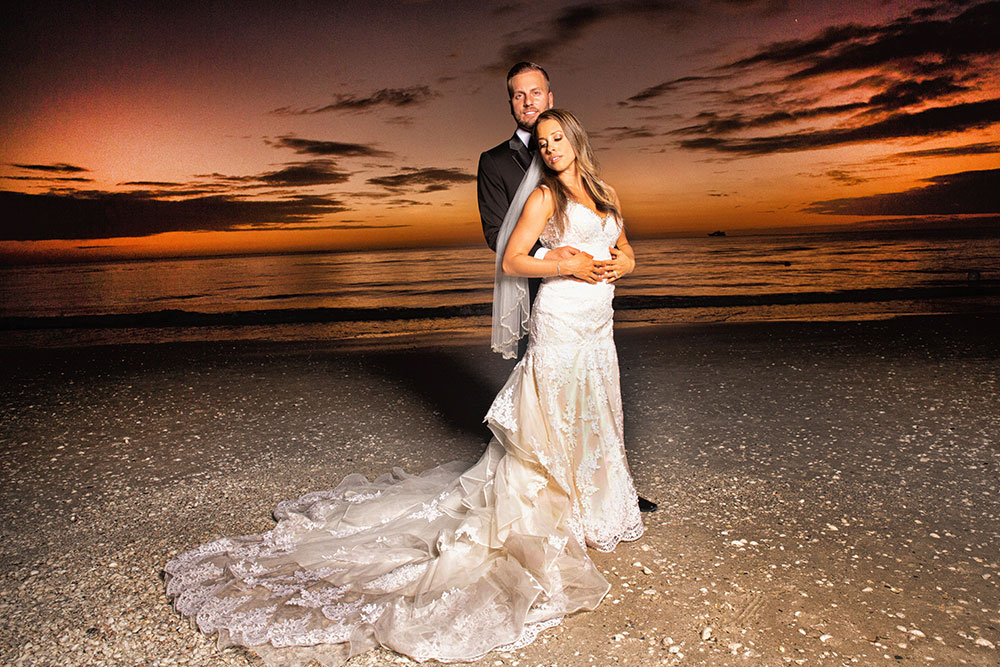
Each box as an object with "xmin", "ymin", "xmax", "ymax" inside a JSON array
[{"xmin": 509, "ymin": 135, "xmax": 531, "ymax": 172}]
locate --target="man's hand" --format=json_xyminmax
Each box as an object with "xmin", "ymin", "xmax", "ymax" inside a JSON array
[
  {"xmin": 545, "ymin": 245, "xmax": 580, "ymax": 261},
  {"xmin": 559, "ymin": 251, "xmax": 601, "ymax": 284}
]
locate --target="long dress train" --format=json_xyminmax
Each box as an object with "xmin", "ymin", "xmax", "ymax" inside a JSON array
[{"xmin": 164, "ymin": 200, "xmax": 644, "ymax": 666}]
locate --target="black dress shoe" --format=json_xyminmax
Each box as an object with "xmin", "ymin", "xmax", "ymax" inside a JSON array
[{"xmin": 638, "ymin": 496, "xmax": 658, "ymax": 512}]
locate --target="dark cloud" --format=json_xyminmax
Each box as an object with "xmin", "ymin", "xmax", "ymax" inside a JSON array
[
  {"xmin": 119, "ymin": 187, "xmax": 226, "ymax": 199},
  {"xmin": 722, "ymin": 23, "xmax": 882, "ymax": 71},
  {"xmin": 383, "ymin": 115, "xmax": 417, "ymax": 127},
  {"xmin": 623, "ymin": 2, "xmax": 997, "ymax": 159},
  {"xmin": 887, "ymin": 141, "xmax": 1000, "ymax": 160},
  {"xmin": 367, "ymin": 167, "xmax": 476, "ymax": 193},
  {"xmin": 385, "ymin": 199, "xmax": 433, "ymax": 208},
  {"xmin": 825, "ymin": 169, "xmax": 868, "ymax": 186},
  {"xmin": 0, "ymin": 190, "xmax": 347, "ymax": 241},
  {"xmin": 669, "ymin": 102, "xmax": 866, "ymax": 135},
  {"xmin": 668, "ymin": 75, "xmax": 968, "ymax": 136},
  {"xmin": 271, "ymin": 87, "xmax": 437, "ymax": 115},
  {"xmin": 119, "ymin": 180, "xmax": 186, "ymax": 187},
  {"xmin": 863, "ymin": 75, "xmax": 969, "ymax": 112},
  {"xmin": 679, "ymin": 98, "xmax": 1000, "ymax": 155},
  {"xmin": 281, "ymin": 223, "xmax": 408, "ymax": 230},
  {"xmin": 723, "ymin": 1, "xmax": 998, "ymax": 80},
  {"xmin": 346, "ymin": 191, "xmax": 393, "ymax": 200},
  {"xmin": 620, "ymin": 75, "xmax": 738, "ymax": 106},
  {"xmin": 231, "ymin": 221, "xmax": 409, "ymax": 232},
  {"xmin": 257, "ymin": 160, "xmax": 351, "ymax": 187},
  {"xmin": 202, "ymin": 160, "xmax": 352, "ymax": 188},
  {"xmin": 3, "ymin": 175, "xmax": 94, "ymax": 183},
  {"xmin": 271, "ymin": 136, "xmax": 393, "ymax": 158},
  {"xmin": 10, "ymin": 162, "xmax": 89, "ymax": 174},
  {"xmin": 594, "ymin": 126, "xmax": 662, "ymax": 141},
  {"xmin": 493, "ymin": 1, "xmax": 692, "ymax": 71},
  {"xmin": 834, "ymin": 73, "xmax": 891, "ymax": 92},
  {"xmin": 499, "ymin": 4, "xmax": 614, "ymax": 65},
  {"xmin": 115, "ymin": 177, "xmax": 232, "ymax": 198},
  {"xmin": 804, "ymin": 168, "xmax": 1000, "ymax": 215}
]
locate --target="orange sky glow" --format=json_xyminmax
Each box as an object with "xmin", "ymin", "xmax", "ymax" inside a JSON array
[{"xmin": 1, "ymin": 1, "xmax": 997, "ymax": 264}]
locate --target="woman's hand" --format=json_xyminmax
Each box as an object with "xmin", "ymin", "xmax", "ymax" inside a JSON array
[{"xmin": 597, "ymin": 246, "xmax": 635, "ymax": 283}]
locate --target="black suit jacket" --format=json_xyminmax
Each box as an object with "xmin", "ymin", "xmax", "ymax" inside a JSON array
[
  {"xmin": 477, "ymin": 133, "xmax": 542, "ymax": 358},
  {"xmin": 477, "ymin": 133, "xmax": 534, "ymax": 252}
]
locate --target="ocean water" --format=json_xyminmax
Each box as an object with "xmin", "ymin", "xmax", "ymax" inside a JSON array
[{"xmin": 2, "ymin": 230, "xmax": 998, "ymax": 347}]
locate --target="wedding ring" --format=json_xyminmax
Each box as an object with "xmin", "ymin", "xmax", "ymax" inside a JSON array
[{"xmin": 613, "ymin": 270, "xmax": 618, "ymax": 278}]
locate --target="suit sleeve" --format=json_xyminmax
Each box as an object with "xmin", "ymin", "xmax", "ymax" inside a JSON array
[{"xmin": 477, "ymin": 151, "xmax": 507, "ymax": 253}]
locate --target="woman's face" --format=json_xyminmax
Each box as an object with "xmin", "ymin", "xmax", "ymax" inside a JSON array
[{"xmin": 536, "ymin": 118, "xmax": 575, "ymax": 173}]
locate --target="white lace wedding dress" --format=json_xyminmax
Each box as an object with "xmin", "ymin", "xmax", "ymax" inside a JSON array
[{"xmin": 164, "ymin": 199, "xmax": 644, "ymax": 666}]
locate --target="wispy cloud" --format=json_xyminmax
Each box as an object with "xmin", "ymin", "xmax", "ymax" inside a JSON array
[
  {"xmin": 0, "ymin": 191, "xmax": 348, "ymax": 241},
  {"xmin": 271, "ymin": 87, "xmax": 438, "ymax": 115},
  {"xmin": 10, "ymin": 162, "xmax": 90, "ymax": 174},
  {"xmin": 490, "ymin": 1, "xmax": 695, "ymax": 72},
  {"xmin": 824, "ymin": 169, "xmax": 868, "ymax": 186},
  {"xmin": 884, "ymin": 141, "xmax": 1000, "ymax": 160},
  {"xmin": 620, "ymin": 76, "xmax": 732, "ymax": 106},
  {"xmin": 621, "ymin": 1, "xmax": 999, "ymax": 157},
  {"xmin": 229, "ymin": 221, "xmax": 408, "ymax": 232},
  {"xmin": 367, "ymin": 167, "xmax": 476, "ymax": 193},
  {"xmin": 257, "ymin": 161, "xmax": 352, "ymax": 187},
  {"xmin": 668, "ymin": 102, "xmax": 867, "ymax": 136},
  {"xmin": 497, "ymin": 4, "xmax": 617, "ymax": 66},
  {"xmin": 668, "ymin": 75, "xmax": 977, "ymax": 138},
  {"xmin": 593, "ymin": 125, "xmax": 662, "ymax": 141},
  {"xmin": 804, "ymin": 168, "xmax": 1000, "ymax": 215},
  {"xmin": 678, "ymin": 98, "xmax": 1000, "ymax": 155},
  {"xmin": 862, "ymin": 76, "xmax": 970, "ymax": 113},
  {"xmin": 719, "ymin": 2, "xmax": 997, "ymax": 80},
  {"xmin": 270, "ymin": 136, "xmax": 393, "ymax": 158},
  {"xmin": 3, "ymin": 175, "xmax": 94, "ymax": 183},
  {"xmin": 198, "ymin": 160, "xmax": 352, "ymax": 188},
  {"xmin": 118, "ymin": 180, "xmax": 187, "ymax": 187},
  {"xmin": 384, "ymin": 198, "xmax": 434, "ymax": 208}
]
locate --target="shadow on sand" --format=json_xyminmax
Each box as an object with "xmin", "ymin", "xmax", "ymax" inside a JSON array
[{"xmin": 360, "ymin": 346, "xmax": 510, "ymax": 444}]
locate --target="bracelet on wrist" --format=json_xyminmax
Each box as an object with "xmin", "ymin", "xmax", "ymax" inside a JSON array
[{"xmin": 556, "ymin": 261, "xmax": 561, "ymax": 276}]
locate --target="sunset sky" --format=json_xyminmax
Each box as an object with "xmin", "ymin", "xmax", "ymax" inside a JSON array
[{"xmin": 1, "ymin": 0, "xmax": 997, "ymax": 263}]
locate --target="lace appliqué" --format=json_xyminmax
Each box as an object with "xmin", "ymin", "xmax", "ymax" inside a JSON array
[{"xmin": 166, "ymin": 196, "xmax": 644, "ymax": 666}]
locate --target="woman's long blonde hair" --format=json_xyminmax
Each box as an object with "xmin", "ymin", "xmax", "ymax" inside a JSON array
[{"xmin": 534, "ymin": 108, "xmax": 620, "ymax": 231}]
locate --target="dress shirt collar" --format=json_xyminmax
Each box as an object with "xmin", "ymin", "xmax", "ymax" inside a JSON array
[{"xmin": 515, "ymin": 128, "xmax": 532, "ymax": 149}]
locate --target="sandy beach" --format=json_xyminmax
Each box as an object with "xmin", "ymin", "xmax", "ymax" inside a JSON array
[{"xmin": 1, "ymin": 314, "xmax": 998, "ymax": 666}]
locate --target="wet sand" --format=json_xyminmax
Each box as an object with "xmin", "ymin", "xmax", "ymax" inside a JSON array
[{"xmin": 1, "ymin": 314, "xmax": 998, "ymax": 666}]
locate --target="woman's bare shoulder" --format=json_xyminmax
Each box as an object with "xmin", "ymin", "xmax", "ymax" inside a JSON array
[
  {"xmin": 525, "ymin": 185, "xmax": 554, "ymax": 212},
  {"xmin": 511, "ymin": 185, "xmax": 555, "ymax": 240}
]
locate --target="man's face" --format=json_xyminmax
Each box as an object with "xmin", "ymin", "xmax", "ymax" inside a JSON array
[{"xmin": 509, "ymin": 70, "xmax": 553, "ymax": 131}]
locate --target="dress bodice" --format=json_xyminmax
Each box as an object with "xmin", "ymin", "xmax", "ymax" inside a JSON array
[{"xmin": 539, "ymin": 199, "xmax": 622, "ymax": 261}]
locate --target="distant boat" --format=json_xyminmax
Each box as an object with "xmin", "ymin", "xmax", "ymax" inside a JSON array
[{"xmin": 708, "ymin": 230, "xmax": 726, "ymax": 237}]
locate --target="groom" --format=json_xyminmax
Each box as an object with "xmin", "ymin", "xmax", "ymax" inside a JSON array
[
  {"xmin": 476, "ymin": 62, "xmax": 658, "ymax": 513},
  {"xmin": 477, "ymin": 62, "xmax": 575, "ymax": 258}
]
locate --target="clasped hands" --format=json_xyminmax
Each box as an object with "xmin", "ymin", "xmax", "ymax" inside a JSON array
[{"xmin": 548, "ymin": 245, "xmax": 633, "ymax": 284}]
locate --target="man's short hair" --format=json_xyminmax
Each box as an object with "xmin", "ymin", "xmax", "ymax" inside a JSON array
[{"xmin": 506, "ymin": 62, "xmax": 550, "ymax": 98}]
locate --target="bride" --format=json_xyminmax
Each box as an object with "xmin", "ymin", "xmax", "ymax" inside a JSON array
[{"xmin": 165, "ymin": 108, "xmax": 644, "ymax": 666}]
